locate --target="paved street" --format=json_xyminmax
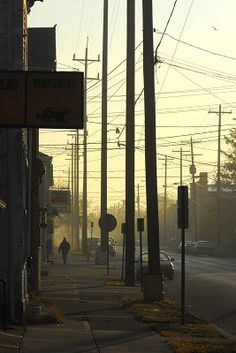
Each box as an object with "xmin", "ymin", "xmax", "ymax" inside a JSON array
[
  {"xmin": 114, "ymin": 247, "xmax": 236, "ymax": 337},
  {"xmin": 164, "ymin": 253, "xmax": 236, "ymax": 337}
]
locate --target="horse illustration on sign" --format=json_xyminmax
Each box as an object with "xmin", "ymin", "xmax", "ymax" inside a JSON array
[{"xmin": 36, "ymin": 107, "xmax": 72, "ymax": 123}]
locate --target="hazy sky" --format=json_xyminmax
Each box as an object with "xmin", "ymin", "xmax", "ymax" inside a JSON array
[{"xmin": 28, "ymin": 0, "xmax": 236, "ymax": 212}]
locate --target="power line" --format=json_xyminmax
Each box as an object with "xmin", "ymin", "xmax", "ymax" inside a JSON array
[
  {"xmin": 156, "ymin": 31, "xmax": 236, "ymax": 62},
  {"xmin": 154, "ymin": 0, "xmax": 178, "ymax": 59}
]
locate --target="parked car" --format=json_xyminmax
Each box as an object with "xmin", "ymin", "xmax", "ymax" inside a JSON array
[
  {"xmin": 177, "ymin": 241, "xmax": 196, "ymax": 254},
  {"xmin": 95, "ymin": 238, "xmax": 116, "ymax": 257},
  {"xmin": 87, "ymin": 236, "xmax": 100, "ymax": 251},
  {"xmin": 136, "ymin": 250, "xmax": 175, "ymax": 281},
  {"xmin": 193, "ymin": 240, "xmax": 216, "ymax": 256}
]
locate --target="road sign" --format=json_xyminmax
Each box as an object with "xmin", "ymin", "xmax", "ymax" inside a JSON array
[
  {"xmin": 0, "ymin": 71, "xmax": 84, "ymax": 129},
  {"xmin": 137, "ymin": 218, "xmax": 144, "ymax": 232},
  {"xmin": 98, "ymin": 213, "xmax": 117, "ymax": 232},
  {"xmin": 178, "ymin": 186, "xmax": 189, "ymax": 229},
  {"xmin": 49, "ymin": 189, "xmax": 71, "ymax": 213},
  {"xmin": 177, "ymin": 185, "xmax": 189, "ymax": 325}
]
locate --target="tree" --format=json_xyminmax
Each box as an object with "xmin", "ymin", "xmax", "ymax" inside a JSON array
[{"xmin": 221, "ymin": 128, "xmax": 236, "ymax": 187}]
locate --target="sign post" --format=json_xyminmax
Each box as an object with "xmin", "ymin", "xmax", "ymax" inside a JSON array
[
  {"xmin": 98, "ymin": 213, "xmax": 117, "ymax": 275},
  {"xmin": 137, "ymin": 218, "xmax": 144, "ymax": 291},
  {"xmin": 90, "ymin": 221, "xmax": 94, "ymax": 251},
  {"xmin": 178, "ymin": 186, "xmax": 189, "ymax": 325},
  {"xmin": 121, "ymin": 223, "xmax": 126, "ymax": 281}
]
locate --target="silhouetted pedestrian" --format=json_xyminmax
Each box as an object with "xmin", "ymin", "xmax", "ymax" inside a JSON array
[{"xmin": 58, "ymin": 237, "xmax": 70, "ymax": 264}]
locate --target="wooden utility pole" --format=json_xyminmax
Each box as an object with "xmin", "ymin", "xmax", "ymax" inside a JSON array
[
  {"xmin": 164, "ymin": 155, "xmax": 167, "ymax": 247},
  {"xmin": 180, "ymin": 139, "xmax": 201, "ymax": 242},
  {"xmin": 67, "ymin": 166, "xmax": 71, "ymax": 241},
  {"xmin": 71, "ymin": 142, "xmax": 75, "ymax": 247},
  {"xmin": 75, "ymin": 131, "xmax": 80, "ymax": 249},
  {"xmin": 137, "ymin": 184, "xmax": 140, "ymax": 218},
  {"xmin": 208, "ymin": 105, "xmax": 232, "ymax": 193},
  {"xmin": 172, "ymin": 148, "xmax": 190, "ymax": 186},
  {"xmin": 73, "ymin": 39, "xmax": 100, "ymax": 255},
  {"xmin": 142, "ymin": 0, "xmax": 161, "ymax": 278},
  {"xmin": 208, "ymin": 105, "xmax": 232, "ymax": 249},
  {"xmin": 190, "ymin": 137, "xmax": 198, "ymax": 242},
  {"xmin": 67, "ymin": 138, "xmax": 80, "ymax": 249},
  {"xmin": 125, "ymin": 0, "xmax": 135, "ymax": 286},
  {"xmin": 159, "ymin": 155, "xmax": 172, "ymax": 247},
  {"xmin": 101, "ymin": 0, "xmax": 109, "ymax": 253}
]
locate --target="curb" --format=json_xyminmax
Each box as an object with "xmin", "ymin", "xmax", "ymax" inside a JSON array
[
  {"xmin": 212, "ymin": 324, "xmax": 236, "ymax": 342},
  {"xmin": 188, "ymin": 310, "xmax": 236, "ymax": 343}
]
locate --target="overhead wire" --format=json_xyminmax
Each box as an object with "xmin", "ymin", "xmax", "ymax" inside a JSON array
[
  {"xmin": 156, "ymin": 31, "xmax": 236, "ymax": 62},
  {"xmin": 154, "ymin": 0, "xmax": 178, "ymax": 61},
  {"xmin": 117, "ymin": 0, "xmax": 180, "ymax": 142},
  {"xmin": 156, "ymin": 0, "xmax": 196, "ymax": 96}
]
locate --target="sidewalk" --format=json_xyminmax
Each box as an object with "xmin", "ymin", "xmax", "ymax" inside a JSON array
[
  {"xmin": 0, "ymin": 328, "xmax": 23, "ymax": 353},
  {"xmin": 20, "ymin": 253, "xmax": 173, "ymax": 353}
]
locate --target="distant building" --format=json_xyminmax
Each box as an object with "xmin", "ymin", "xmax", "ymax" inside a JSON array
[{"xmin": 190, "ymin": 172, "xmax": 236, "ymax": 254}]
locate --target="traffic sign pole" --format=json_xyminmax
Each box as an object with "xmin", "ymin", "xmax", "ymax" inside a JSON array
[
  {"xmin": 98, "ymin": 214, "xmax": 117, "ymax": 275},
  {"xmin": 121, "ymin": 223, "xmax": 126, "ymax": 281},
  {"xmin": 178, "ymin": 186, "xmax": 189, "ymax": 325},
  {"xmin": 137, "ymin": 219, "xmax": 144, "ymax": 291}
]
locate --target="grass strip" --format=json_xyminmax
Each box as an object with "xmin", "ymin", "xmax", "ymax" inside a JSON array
[{"xmin": 124, "ymin": 299, "xmax": 236, "ymax": 353}]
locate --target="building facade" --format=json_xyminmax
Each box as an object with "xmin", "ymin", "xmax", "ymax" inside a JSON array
[{"xmin": 0, "ymin": 0, "xmax": 44, "ymax": 323}]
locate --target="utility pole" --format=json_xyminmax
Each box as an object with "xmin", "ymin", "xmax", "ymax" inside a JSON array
[
  {"xmin": 73, "ymin": 39, "xmax": 100, "ymax": 255},
  {"xmin": 68, "ymin": 166, "xmax": 71, "ymax": 242},
  {"xmin": 208, "ymin": 105, "xmax": 232, "ymax": 193},
  {"xmin": 208, "ymin": 105, "xmax": 232, "ymax": 249},
  {"xmin": 67, "ymin": 137, "xmax": 81, "ymax": 249},
  {"xmin": 72, "ymin": 135, "xmax": 79, "ymax": 249},
  {"xmin": 142, "ymin": 0, "xmax": 161, "ymax": 286},
  {"xmin": 181, "ymin": 139, "xmax": 201, "ymax": 242},
  {"xmin": 163, "ymin": 155, "xmax": 168, "ymax": 246},
  {"xmin": 125, "ymin": 0, "xmax": 135, "ymax": 286},
  {"xmin": 163, "ymin": 156, "xmax": 168, "ymax": 248},
  {"xmin": 101, "ymin": 0, "xmax": 108, "ymax": 254},
  {"xmin": 75, "ymin": 131, "xmax": 80, "ymax": 249},
  {"xmin": 137, "ymin": 184, "xmax": 140, "ymax": 218},
  {"xmin": 159, "ymin": 156, "xmax": 172, "ymax": 247},
  {"xmin": 172, "ymin": 148, "xmax": 190, "ymax": 186},
  {"xmin": 71, "ymin": 142, "xmax": 75, "ymax": 247},
  {"xmin": 190, "ymin": 137, "xmax": 198, "ymax": 242},
  {"xmin": 164, "ymin": 156, "xmax": 167, "ymax": 248}
]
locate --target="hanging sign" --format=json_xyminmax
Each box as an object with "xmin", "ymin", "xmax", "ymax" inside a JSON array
[{"xmin": 0, "ymin": 71, "xmax": 84, "ymax": 129}]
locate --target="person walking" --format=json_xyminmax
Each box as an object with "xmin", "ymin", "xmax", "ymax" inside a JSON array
[{"xmin": 58, "ymin": 237, "xmax": 70, "ymax": 264}]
